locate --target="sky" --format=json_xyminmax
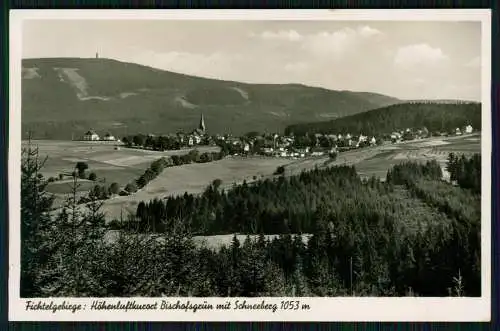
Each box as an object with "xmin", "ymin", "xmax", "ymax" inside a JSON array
[{"xmin": 22, "ymin": 20, "xmax": 482, "ymax": 101}]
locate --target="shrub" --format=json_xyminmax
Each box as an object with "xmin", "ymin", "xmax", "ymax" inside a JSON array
[
  {"xmin": 108, "ymin": 219, "xmax": 125, "ymax": 230},
  {"xmin": 76, "ymin": 161, "xmax": 89, "ymax": 178},
  {"xmin": 109, "ymin": 182, "xmax": 120, "ymax": 195},
  {"xmin": 88, "ymin": 172, "xmax": 97, "ymax": 181},
  {"xmin": 274, "ymin": 166, "xmax": 285, "ymax": 175},
  {"xmin": 125, "ymin": 183, "xmax": 137, "ymax": 193},
  {"xmin": 212, "ymin": 178, "xmax": 222, "ymax": 189}
]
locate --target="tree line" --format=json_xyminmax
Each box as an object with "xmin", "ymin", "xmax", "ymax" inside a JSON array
[
  {"xmin": 285, "ymin": 102, "xmax": 481, "ymax": 137},
  {"xmin": 21, "ymin": 139, "xmax": 481, "ymax": 297},
  {"xmin": 446, "ymin": 152, "xmax": 481, "ymax": 193}
]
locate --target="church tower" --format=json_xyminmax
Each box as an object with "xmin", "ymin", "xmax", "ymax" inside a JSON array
[{"xmin": 199, "ymin": 113, "xmax": 206, "ymax": 133}]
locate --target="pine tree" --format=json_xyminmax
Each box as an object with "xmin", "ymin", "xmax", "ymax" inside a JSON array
[{"xmin": 20, "ymin": 137, "xmax": 55, "ymax": 297}]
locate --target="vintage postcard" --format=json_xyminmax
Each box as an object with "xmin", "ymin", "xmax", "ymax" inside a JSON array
[{"xmin": 9, "ymin": 9, "xmax": 491, "ymax": 321}]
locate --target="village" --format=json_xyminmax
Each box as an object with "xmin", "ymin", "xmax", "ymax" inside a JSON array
[{"xmin": 79, "ymin": 112, "xmax": 475, "ymax": 160}]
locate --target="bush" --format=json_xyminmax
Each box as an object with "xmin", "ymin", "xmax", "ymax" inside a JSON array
[
  {"xmin": 274, "ymin": 166, "xmax": 285, "ymax": 175},
  {"xmin": 119, "ymin": 190, "xmax": 130, "ymax": 196},
  {"xmin": 76, "ymin": 161, "xmax": 89, "ymax": 178},
  {"xmin": 88, "ymin": 172, "xmax": 97, "ymax": 181},
  {"xmin": 125, "ymin": 183, "xmax": 137, "ymax": 193},
  {"xmin": 48, "ymin": 177, "xmax": 56, "ymax": 183},
  {"xmin": 108, "ymin": 219, "xmax": 125, "ymax": 230},
  {"xmin": 109, "ymin": 182, "xmax": 120, "ymax": 195},
  {"xmin": 90, "ymin": 185, "xmax": 108, "ymax": 200},
  {"xmin": 212, "ymin": 178, "xmax": 222, "ymax": 189},
  {"xmin": 58, "ymin": 173, "xmax": 64, "ymax": 180}
]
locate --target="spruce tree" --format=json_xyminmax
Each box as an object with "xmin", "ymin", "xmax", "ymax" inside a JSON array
[{"xmin": 20, "ymin": 137, "xmax": 55, "ymax": 297}]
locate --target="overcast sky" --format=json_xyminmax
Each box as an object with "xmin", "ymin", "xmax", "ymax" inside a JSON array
[{"xmin": 22, "ymin": 20, "xmax": 482, "ymax": 101}]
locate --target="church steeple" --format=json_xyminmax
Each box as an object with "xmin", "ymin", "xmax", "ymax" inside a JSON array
[{"xmin": 199, "ymin": 113, "xmax": 206, "ymax": 132}]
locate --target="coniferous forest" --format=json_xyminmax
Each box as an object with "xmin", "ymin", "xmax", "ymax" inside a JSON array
[
  {"xmin": 21, "ymin": 140, "xmax": 481, "ymax": 298},
  {"xmin": 285, "ymin": 102, "xmax": 481, "ymax": 137}
]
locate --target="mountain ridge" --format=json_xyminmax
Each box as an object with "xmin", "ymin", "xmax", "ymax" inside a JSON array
[{"xmin": 22, "ymin": 57, "xmax": 403, "ymax": 139}]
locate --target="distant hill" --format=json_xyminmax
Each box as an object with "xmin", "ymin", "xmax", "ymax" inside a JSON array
[
  {"xmin": 21, "ymin": 58, "xmax": 400, "ymax": 139},
  {"xmin": 284, "ymin": 102, "xmax": 482, "ymax": 136}
]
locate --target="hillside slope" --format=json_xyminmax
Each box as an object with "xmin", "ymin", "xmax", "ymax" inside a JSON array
[
  {"xmin": 21, "ymin": 58, "xmax": 400, "ymax": 139},
  {"xmin": 285, "ymin": 102, "xmax": 482, "ymax": 136}
]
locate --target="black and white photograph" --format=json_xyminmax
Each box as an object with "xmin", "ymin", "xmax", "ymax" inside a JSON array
[{"xmin": 9, "ymin": 9, "xmax": 491, "ymax": 322}]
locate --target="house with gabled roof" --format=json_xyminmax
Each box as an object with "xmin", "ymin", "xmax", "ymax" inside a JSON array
[
  {"xmin": 83, "ymin": 130, "xmax": 100, "ymax": 141},
  {"xmin": 103, "ymin": 133, "xmax": 116, "ymax": 141}
]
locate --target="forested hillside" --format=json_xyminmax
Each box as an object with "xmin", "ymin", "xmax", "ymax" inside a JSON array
[{"xmin": 285, "ymin": 102, "xmax": 481, "ymax": 136}]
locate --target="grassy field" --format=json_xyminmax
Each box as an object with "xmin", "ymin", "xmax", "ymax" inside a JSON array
[
  {"xmin": 27, "ymin": 140, "xmax": 219, "ymax": 208},
  {"xmin": 281, "ymin": 134, "xmax": 481, "ymax": 181},
  {"xmin": 104, "ymin": 231, "xmax": 312, "ymax": 251},
  {"xmin": 46, "ymin": 180, "xmax": 96, "ymax": 194},
  {"xmin": 27, "ymin": 140, "xmax": 219, "ymax": 189},
  {"xmin": 99, "ymin": 156, "xmax": 292, "ymax": 221},
  {"xmin": 354, "ymin": 134, "xmax": 481, "ymax": 180}
]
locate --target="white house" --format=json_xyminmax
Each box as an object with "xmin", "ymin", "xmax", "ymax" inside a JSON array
[
  {"xmin": 243, "ymin": 143, "xmax": 250, "ymax": 152},
  {"xmin": 370, "ymin": 137, "xmax": 377, "ymax": 145},
  {"xmin": 455, "ymin": 128, "xmax": 462, "ymax": 135},
  {"xmin": 103, "ymin": 133, "xmax": 116, "ymax": 141},
  {"xmin": 465, "ymin": 125, "xmax": 473, "ymax": 134},
  {"xmin": 262, "ymin": 147, "xmax": 274, "ymax": 155},
  {"xmin": 83, "ymin": 130, "xmax": 100, "ymax": 141},
  {"xmin": 311, "ymin": 148, "xmax": 325, "ymax": 156},
  {"xmin": 390, "ymin": 132, "xmax": 402, "ymax": 143}
]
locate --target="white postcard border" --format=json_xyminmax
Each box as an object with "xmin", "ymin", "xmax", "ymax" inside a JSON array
[{"xmin": 8, "ymin": 9, "xmax": 492, "ymax": 322}]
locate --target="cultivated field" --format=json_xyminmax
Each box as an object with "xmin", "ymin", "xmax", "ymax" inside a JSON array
[
  {"xmin": 348, "ymin": 134, "xmax": 480, "ymax": 180},
  {"xmin": 281, "ymin": 134, "xmax": 480, "ymax": 180}
]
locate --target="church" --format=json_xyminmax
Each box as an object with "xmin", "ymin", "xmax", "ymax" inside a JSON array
[
  {"xmin": 188, "ymin": 113, "xmax": 206, "ymax": 146},
  {"xmin": 192, "ymin": 113, "xmax": 206, "ymax": 136}
]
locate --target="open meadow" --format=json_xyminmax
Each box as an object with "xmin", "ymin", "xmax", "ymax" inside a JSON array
[
  {"xmin": 353, "ymin": 134, "xmax": 481, "ymax": 180},
  {"xmin": 25, "ymin": 140, "xmax": 220, "ymax": 206},
  {"xmin": 99, "ymin": 156, "xmax": 293, "ymax": 221},
  {"xmin": 104, "ymin": 231, "xmax": 313, "ymax": 251},
  {"xmin": 280, "ymin": 134, "xmax": 480, "ymax": 182}
]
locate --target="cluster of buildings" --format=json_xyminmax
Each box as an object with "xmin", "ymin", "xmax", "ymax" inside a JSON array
[
  {"xmin": 388, "ymin": 125, "xmax": 473, "ymax": 143},
  {"xmin": 180, "ymin": 113, "xmax": 208, "ymax": 146},
  {"xmin": 79, "ymin": 110, "xmax": 475, "ymax": 160},
  {"xmin": 214, "ymin": 123, "xmax": 475, "ymax": 159},
  {"xmin": 81, "ymin": 130, "xmax": 118, "ymax": 142}
]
